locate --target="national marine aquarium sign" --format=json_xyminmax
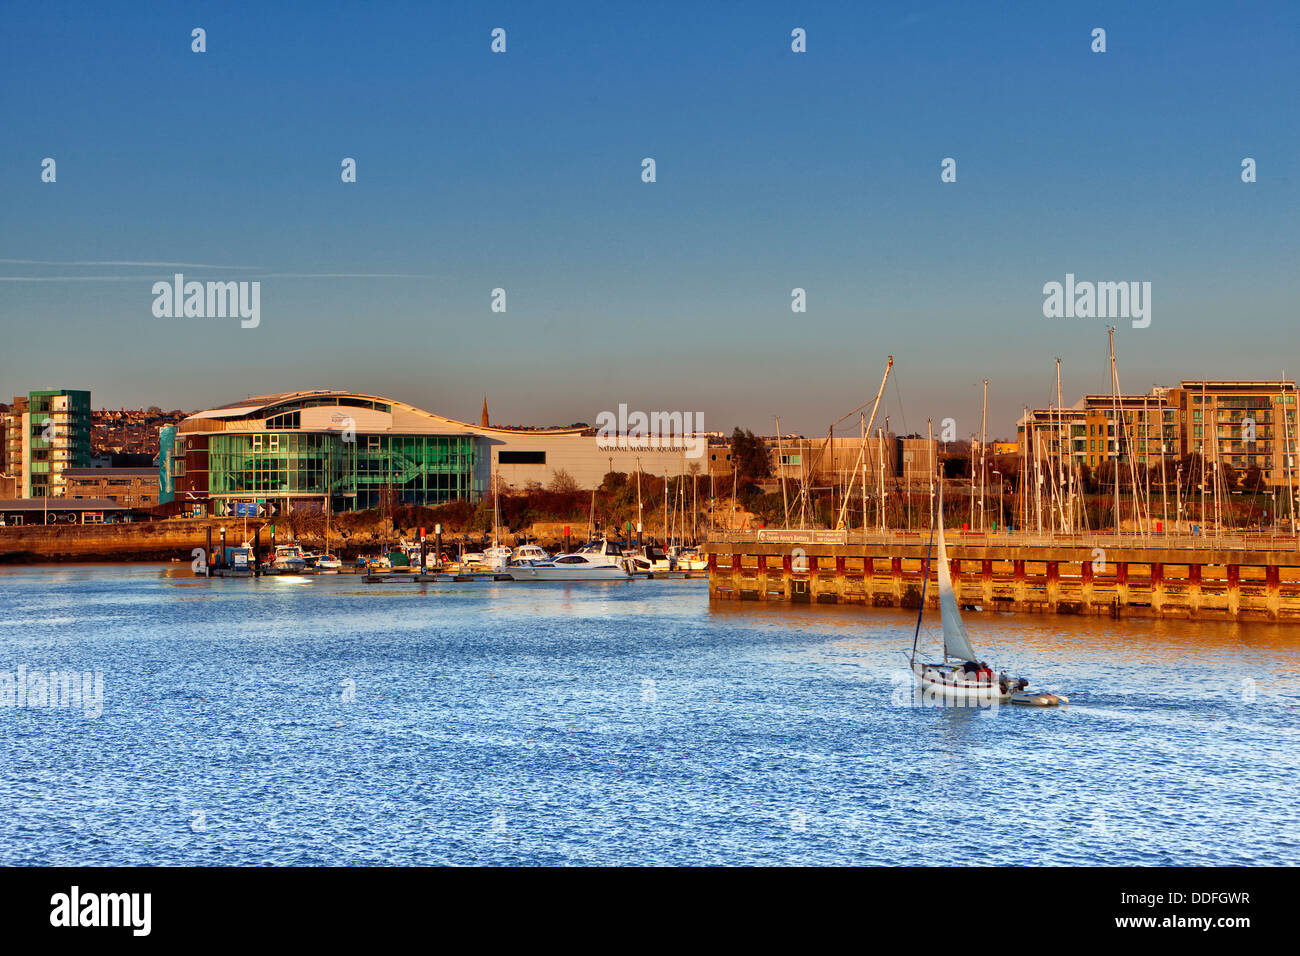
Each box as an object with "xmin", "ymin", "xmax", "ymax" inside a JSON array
[{"xmin": 223, "ymin": 500, "xmax": 277, "ymax": 518}]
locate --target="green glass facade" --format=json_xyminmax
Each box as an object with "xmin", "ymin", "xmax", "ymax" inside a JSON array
[
  {"xmin": 28, "ymin": 388, "xmax": 91, "ymax": 497},
  {"xmin": 208, "ymin": 432, "xmax": 478, "ymax": 510}
]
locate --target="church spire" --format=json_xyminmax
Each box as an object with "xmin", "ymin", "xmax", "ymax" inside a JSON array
[{"xmin": 480, "ymin": 395, "xmax": 490, "ymax": 428}]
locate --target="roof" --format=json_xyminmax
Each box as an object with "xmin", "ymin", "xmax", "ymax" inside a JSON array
[
  {"xmin": 183, "ymin": 388, "xmax": 588, "ymax": 436},
  {"xmin": 1178, "ymin": 381, "xmax": 1296, "ymax": 390},
  {"xmin": 207, "ymin": 389, "xmax": 350, "ymax": 411}
]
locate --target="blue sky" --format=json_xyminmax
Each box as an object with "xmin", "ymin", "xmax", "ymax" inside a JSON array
[{"xmin": 2, "ymin": 1, "xmax": 1297, "ymax": 439}]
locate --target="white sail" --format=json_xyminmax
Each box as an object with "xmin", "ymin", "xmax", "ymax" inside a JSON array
[{"xmin": 936, "ymin": 485, "xmax": 978, "ymax": 662}]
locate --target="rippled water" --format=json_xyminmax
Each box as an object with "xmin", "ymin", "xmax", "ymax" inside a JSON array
[{"xmin": 0, "ymin": 563, "xmax": 1297, "ymax": 865}]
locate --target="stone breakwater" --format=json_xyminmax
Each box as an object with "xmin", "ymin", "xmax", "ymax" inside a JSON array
[{"xmin": 707, "ymin": 530, "xmax": 1300, "ymax": 624}]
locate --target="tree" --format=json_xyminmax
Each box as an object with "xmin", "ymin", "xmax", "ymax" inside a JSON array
[
  {"xmin": 730, "ymin": 428, "xmax": 771, "ymax": 487},
  {"xmin": 1219, "ymin": 462, "xmax": 1239, "ymax": 493},
  {"xmin": 547, "ymin": 469, "xmax": 579, "ymax": 493},
  {"xmin": 1243, "ymin": 464, "xmax": 1265, "ymax": 493},
  {"xmin": 941, "ymin": 455, "xmax": 968, "ymax": 479}
]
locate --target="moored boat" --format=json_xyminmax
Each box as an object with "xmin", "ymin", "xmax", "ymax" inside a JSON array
[
  {"xmin": 508, "ymin": 543, "xmax": 551, "ymax": 566},
  {"xmin": 512, "ymin": 539, "xmax": 632, "ymax": 581},
  {"xmin": 628, "ymin": 544, "xmax": 675, "ymax": 575},
  {"xmin": 271, "ymin": 543, "xmax": 307, "ymax": 571},
  {"xmin": 669, "ymin": 546, "xmax": 708, "ymax": 571}
]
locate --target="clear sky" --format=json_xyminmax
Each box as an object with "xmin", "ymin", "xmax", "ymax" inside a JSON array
[{"xmin": 2, "ymin": 1, "xmax": 1297, "ymax": 439}]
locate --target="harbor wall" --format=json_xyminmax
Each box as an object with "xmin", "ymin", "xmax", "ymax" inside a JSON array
[
  {"xmin": 0, "ymin": 518, "xmax": 590, "ymax": 563},
  {"xmin": 705, "ymin": 532, "xmax": 1300, "ymax": 624},
  {"xmin": 0, "ymin": 520, "xmax": 385, "ymax": 563},
  {"xmin": 0, "ymin": 519, "xmax": 232, "ymax": 562}
]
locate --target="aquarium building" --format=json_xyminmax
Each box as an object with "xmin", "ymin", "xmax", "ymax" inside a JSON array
[{"xmin": 170, "ymin": 389, "xmax": 697, "ymax": 516}]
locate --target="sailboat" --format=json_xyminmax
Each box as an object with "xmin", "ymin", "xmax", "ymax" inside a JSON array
[{"xmin": 910, "ymin": 482, "xmax": 1067, "ymax": 707}]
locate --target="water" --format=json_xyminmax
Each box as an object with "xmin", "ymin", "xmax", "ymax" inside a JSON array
[{"xmin": 1, "ymin": 563, "xmax": 1297, "ymax": 866}]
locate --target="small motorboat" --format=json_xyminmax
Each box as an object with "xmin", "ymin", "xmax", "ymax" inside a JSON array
[
  {"xmin": 271, "ymin": 544, "xmax": 307, "ymax": 571},
  {"xmin": 315, "ymin": 553, "xmax": 343, "ymax": 572}
]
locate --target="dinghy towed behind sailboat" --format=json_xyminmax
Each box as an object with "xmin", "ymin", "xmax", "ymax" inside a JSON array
[{"xmin": 909, "ymin": 482, "xmax": 1067, "ymax": 707}]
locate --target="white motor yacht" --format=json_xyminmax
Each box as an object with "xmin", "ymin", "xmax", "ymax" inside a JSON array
[
  {"xmin": 508, "ymin": 544, "xmax": 551, "ymax": 566},
  {"xmin": 512, "ymin": 540, "xmax": 632, "ymax": 581},
  {"xmin": 628, "ymin": 545, "xmax": 675, "ymax": 575},
  {"xmin": 271, "ymin": 544, "xmax": 307, "ymax": 571}
]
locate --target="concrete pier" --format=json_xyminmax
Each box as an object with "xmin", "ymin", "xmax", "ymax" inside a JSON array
[{"xmin": 706, "ymin": 530, "xmax": 1300, "ymax": 623}]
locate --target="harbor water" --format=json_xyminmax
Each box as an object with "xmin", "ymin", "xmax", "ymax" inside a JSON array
[{"xmin": 0, "ymin": 564, "xmax": 1297, "ymax": 866}]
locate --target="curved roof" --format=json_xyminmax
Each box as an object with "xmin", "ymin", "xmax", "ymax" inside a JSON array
[{"xmin": 182, "ymin": 389, "xmax": 587, "ymax": 436}]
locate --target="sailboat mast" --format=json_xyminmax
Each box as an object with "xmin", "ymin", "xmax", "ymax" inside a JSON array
[
  {"xmin": 829, "ymin": 424, "xmax": 836, "ymax": 524},
  {"xmin": 1160, "ymin": 397, "xmax": 1168, "ymax": 534},
  {"xmin": 1109, "ymin": 328, "xmax": 1121, "ymax": 534},
  {"xmin": 1200, "ymin": 381, "xmax": 1208, "ymax": 533},
  {"xmin": 776, "ymin": 416, "xmax": 789, "ymax": 527},
  {"xmin": 1021, "ymin": 407, "xmax": 1028, "ymax": 533},
  {"xmin": 663, "ymin": 470, "xmax": 669, "ymax": 542},
  {"xmin": 911, "ymin": 418, "xmax": 936, "ymax": 666},
  {"xmin": 492, "ymin": 453, "xmax": 500, "ymax": 549},
  {"xmin": 861, "ymin": 413, "xmax": 868, "ymax": 534},
  {"xmin": 979, "ymin": 379, "xmax": 988, "ymax": 533},
  {"xmin": 1285, "ymin": 376, "xmax": 1297, "ymax": 534},
  {"xmin": 1033, "ymin": 421, "xmax": 1043, "ymax": 533},
  {"xmin": 928, "ymin": 417, "xmax": 936, "ymax": 528},
  {"xmin": 878, "ymin": 427, "xmax": 886, "ymax": 531},
  {"xmin": 798, "ymin": 436, "xmax": 807, "ymax": 529},
  {"xmin": 1056, "ymin": 359, "xmax": 1068, "ymax": 534},
  {"xmin": 969, "ymin": 431, "xmax": 976, "ymax": 532}
]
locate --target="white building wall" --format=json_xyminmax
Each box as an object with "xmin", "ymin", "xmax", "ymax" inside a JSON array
[{"xmin": 481, "ymin": 433, "xmax": 703, "ymax": 490}]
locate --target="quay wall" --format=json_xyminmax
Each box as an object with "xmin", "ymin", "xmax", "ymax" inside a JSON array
[
  {"xmin": 0, "ymin": 520, "xmax": 224, "ymax": 562},
  {"xmin": 0, "ymin": 520, "xmax": 376, "ymax": 563},
  {"xmin": 0, "ymin": 519, "xmax": 565, "ymax": 563},
  {"xmin": 705, "ymin": 531, "xmax": 1300, "ymax": 624}
]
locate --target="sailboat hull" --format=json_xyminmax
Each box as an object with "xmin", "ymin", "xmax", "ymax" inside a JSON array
[{"xmin": 911, "ymin": 661, "xmax": 1010, "ymax": 704}]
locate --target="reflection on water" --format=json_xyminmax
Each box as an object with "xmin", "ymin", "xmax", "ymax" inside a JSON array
[{"xmin": 0, "ymin": 564, "xmax": 1296, "ymax": 865}]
